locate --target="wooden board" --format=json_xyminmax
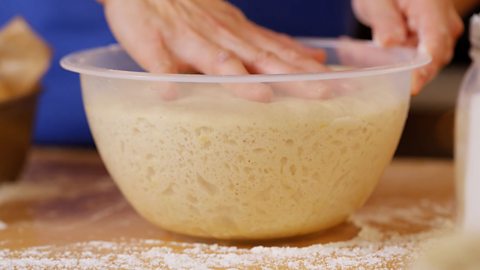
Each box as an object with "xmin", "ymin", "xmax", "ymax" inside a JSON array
[{"xmin": 0, "ymin": 148, "xmax": 455, "ymax": 269}]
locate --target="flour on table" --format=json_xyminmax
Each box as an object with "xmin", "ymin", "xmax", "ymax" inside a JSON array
[
  {"xmin": 0, "ymin": 200, "xmax": 454, "ymax": 269},
  {"xmin": 0, "ymin": 220, "xmax": 6, "ymax": 230}
]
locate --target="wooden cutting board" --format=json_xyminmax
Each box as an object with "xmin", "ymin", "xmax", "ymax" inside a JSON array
[{"xmin": 0, "ymin": 148, "xmax": 455, "ymax": 269}]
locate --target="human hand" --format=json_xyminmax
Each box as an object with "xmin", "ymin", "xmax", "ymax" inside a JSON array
[
  {"xmin": 353, "ymin": 0, "xmax": 464, "ymax": 94},
  {"xmin": 103, "ymin": 0, "xmax": 328, "ymax": 102}
]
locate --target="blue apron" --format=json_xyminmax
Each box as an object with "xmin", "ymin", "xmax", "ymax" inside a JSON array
[{"xmin": 0, "ymin": 0, "xmax": 353, "ymax": 145}]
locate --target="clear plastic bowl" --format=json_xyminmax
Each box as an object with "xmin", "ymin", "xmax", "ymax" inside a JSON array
[{"xmin": 61, "ymin": 38, "xmax": 429, "ymax": 240}]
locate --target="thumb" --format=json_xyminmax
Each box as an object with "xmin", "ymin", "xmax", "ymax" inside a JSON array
[{"xmin": 353, "ymin": 0, "xmax": 408, "ymax": 46}]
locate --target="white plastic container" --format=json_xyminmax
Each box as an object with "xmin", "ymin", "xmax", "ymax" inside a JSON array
[
  {"xmin": 456, "ymin": 15, "xmax": 480, "ymax": 232},
  {"xmin": 61, "ymin": 38, "xmax": 429, "ymax": 240}
]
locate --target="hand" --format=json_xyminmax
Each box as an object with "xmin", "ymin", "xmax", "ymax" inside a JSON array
[
  {"xmin": 353, "ymin": 0, "xmax": 464, "ymax": 94},
  {"xmin": 103, "ymin": 0, "xmax": 328, "ymax": 102}
]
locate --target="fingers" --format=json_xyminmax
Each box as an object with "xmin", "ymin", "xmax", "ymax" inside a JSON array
[
  {"xmin": 354, "ymin": 0, "xmax": 464, "ymax": 94},
  {"xmin": 250, "ymin": 25, "xmax": 327, "ymax": 64},
  {"xmin": 171, "ymin": 20, "xmax": 330, "ymax": 99},
  {"xmin": 183, "ymin": 2, "xmax": 328, "ymax": 73},
  {"xmin": 106, "ymin": 0, "xmax": 333, "ymax": 101},
  {"xmin": 196, "ymin": 20, "xmax": 327, "ymax": 75},
  {"xmin": 228, "ymin": 83, "xmax": 274, "ymax": 103},
  {"xmin": 246, "ymin": 28, "xmax": 328, "ymax": 72},
  {"xmin": 205, "ymin": 22, "xmax": 332, "ymax": 98},
  {"xmin": 407, "ymin": 0, "xmax": 464, "ymax": 94},
  {"xmin": 186, "ymin": 6, "xmax": 326, "ymax": 74},
  {"xmin": 105, "ymin": 0, "xmax": 178, "ymax": 74},
  {"xmin": 242, "ymin": 50, "xmax": 331, "ymax": 99},
  {"xmin": 336, "ymin": 38, "xmax": 396, "ymax": 67},
  {"xmin": 104, "ymin": 0, "xmax": 179, "ymax": 100},
  {"xmin": 218, "ymin": 40, "xmax": 330, "ymax": 99},
  {"xmin": 245, "ymin": 50, "xmax": 330, "ymax": 99},
  {"xmin": 353, "ymin": 0, "xmax": 407, "ymax": 46},
  {"xmin": 169, "ymin": 30, "xmax": 273, "ymax": 102}
]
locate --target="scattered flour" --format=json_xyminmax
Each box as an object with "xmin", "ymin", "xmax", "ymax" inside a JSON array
[
  {"xmin": 0, "ymin": 220, "xmax": 6, "ymax": 230},
  {"xmin": 0, "ymin": 200, "xmax": 454, "ymax": 269}
]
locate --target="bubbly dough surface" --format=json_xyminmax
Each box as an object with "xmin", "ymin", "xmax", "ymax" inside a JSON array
[{"xmin": 84, "ymin": 81, "xmax": 408, "ymax": 239}]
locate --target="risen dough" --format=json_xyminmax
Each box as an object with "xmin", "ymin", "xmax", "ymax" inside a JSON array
[{"xmin": 84, "ymin": 80, "xmax": 408, "ymax": 239}]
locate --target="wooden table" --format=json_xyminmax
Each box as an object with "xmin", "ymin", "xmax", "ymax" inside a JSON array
[{"xmin": 0, "ymin": 148, "xmax": 455, "ymax": 269}]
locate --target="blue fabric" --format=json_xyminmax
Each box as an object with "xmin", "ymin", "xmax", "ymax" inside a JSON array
[
  {"xmin": 229, "ymin": 0, "xmax": 354, "ymax": 37},
  {"xmin": 0, "ymin": 0, "xmax": 353, "ymax": 146}
]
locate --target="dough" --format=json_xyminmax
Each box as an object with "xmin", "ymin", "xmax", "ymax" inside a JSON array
[{"xmin": 83, "ymin": 79, "xmax": 408, "ymax": 239}]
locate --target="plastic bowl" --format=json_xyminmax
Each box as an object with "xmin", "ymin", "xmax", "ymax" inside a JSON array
[{"xmin": 61, "ymin": 38, "xmax": 429, "ymax": 240}]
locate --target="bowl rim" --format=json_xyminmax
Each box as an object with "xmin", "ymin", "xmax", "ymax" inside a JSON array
[{"xmin": 60, "ymin": 38, "xmax": 431, "ymax": 83}]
